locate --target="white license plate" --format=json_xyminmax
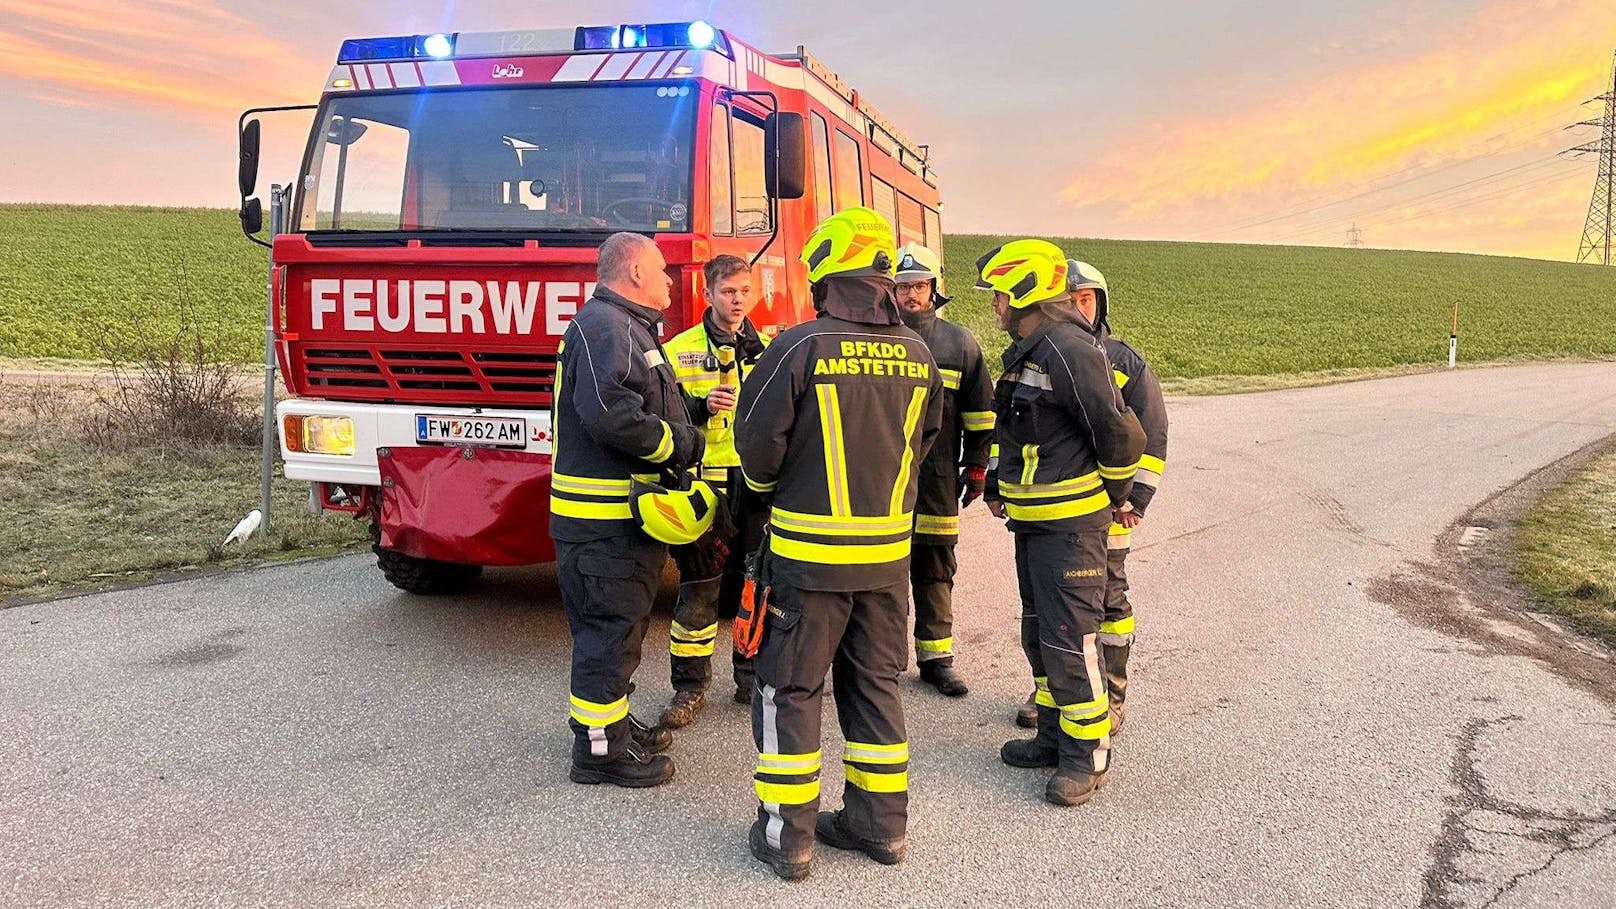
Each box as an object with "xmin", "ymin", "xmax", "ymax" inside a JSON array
[{"xmin": 415, "ymin": 414, "xmax": 527, "ymax": 447}]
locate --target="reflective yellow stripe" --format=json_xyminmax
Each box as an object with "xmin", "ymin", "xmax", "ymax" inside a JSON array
[
  {"xmin": 550, "ymin": 497, "xmax": 634, "ymax": 520},
  {"xmin": 1099, "ymin": 616, "xmax": 1136, "ymax": 636},
  {"xmin": 1034, "ymin": 676, "xmax": 1057, "ymax": 707},
  {"xmin": 844, "ymin": 766, "xmax": 908, "ymax": 793},
  {"xmin": 914, "ymin": 514, "xmax": 959, "ymax": 536},
  {"xmin": 757, "ymin": 750, "xmax": 823, "ymax": 773},
  {"xmin": 671, "ymin": 642, "xmax": 714, "ymax": 657},
  {"xmin": 914, "ymin": 637, "xmax": 953, "ymax": 654},
  {"xmin": 646, "ymin": 421, "xmax": 675, "ymax": 464},
  {"xmin": 940, "ymin": 368, "xmax": 962, "ymax": 390},
  {"xmin": 675, "ymin": 370, "xmax": 721, "ymax": 384},
  {"xmin": 961, "ymin": 411, "xmax": 996, "ymax": 431},
  {"xmin": 1059, "ymin": 697, "xmax": 1112, "ymax": 740},
  {"xmin": 1020, "ymin": 444, "xmax": 1038, "ymax": 486},
  {"xmin": 1108, "ymin": 524, "xmax": 1133, "ymax": 549},
  {"xmin": 1003, "ymin": 490, "xmax": 1112, "ymax": 522},
  {"xmin": 1114, "ymin": 368, "xmax": 1130, "ymax": 389},
  {"xmin": 569, "ymin": 694, "xmax": 629, "ymax": 727},
  {"xmin": 890, "ymin": 385, "xmax": 929, "ymax": 515},
  {"xmin": 670, "ymin": 621, "xmax": 718, "ymax": 642},
  {"xmin": 998, "ymin": 471, "xmax": 1102, "ymax": 498},
  {"xmin": 743, "ymin": 469, "xmax": 776, "ymax": 492},
  {"xmin": 1098, "ymin": 459, "xmax": 1139, "ymax": 481},
  {"xmin": 1140, "ymin": 454, "xmax": 1166, "ymax": 474},
  {"xmin": 700, "ymin": 466, "xmax": 731, "ymax": 483},
  {"xmin": 770, "ymin": 534, "xmax": 911, "ymax": 565},
  {"xmin": 816, "ymin": 384, "xmax": 850, "ymax": 517},
  {"xmin": 551, "ymin": 474, "xmax": 632, "ymax": 495},
  {"xmin": 844, "ymin": 741, "xmax": 909, "ymax": 764},
  {"xmin": 989, "ymin": 442, "xmax": 999, "ymax": 459},
  {"xmin": 755, "ymin": 778, "xmax": 821, "ymax": 805},
  {"xmin": 771, "ymin": 507, "xmax": 912, "ymax": 536}
]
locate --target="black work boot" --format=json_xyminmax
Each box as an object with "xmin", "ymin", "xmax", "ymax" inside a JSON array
[
  {"xmin": 1045, "ymin": 767, "xmax": 1106, "ymax": 807},
  {"xmin": 628, "ymin": 713, "xmax": 672, "ymax": 754},
  {"xmin": 733, "ymin": 664, "xmax": 756, "ymax": 706},
  {"xmin": 814, "ymin": 810, "xmax": 906, "ymax": 865},
  {"xmin": 918, "ymin": 660, "xmax": 969, "ymax": 697},
  {"xmin": 570, "ymin": 741, "xmax": 675, "ymax": 788},
  {"xmin": 1001, "ymin": 704, "xmax": 1059, "ymax": 768},
  {"xmin": 1015, "ymin": 691, "xmax": 1038, "ymax": 728},
  {"xmin": 658, "ymin": 690, "xmax": 705, "ymax": 730},
  {"xmin": 749, "ymin": 823, "xmax": 811, "ymax": 881}
]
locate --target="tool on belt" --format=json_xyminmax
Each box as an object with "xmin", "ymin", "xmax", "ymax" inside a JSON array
[{"xmin": 732, "ymin": 528, "xmax": 772, "ymax": 659}]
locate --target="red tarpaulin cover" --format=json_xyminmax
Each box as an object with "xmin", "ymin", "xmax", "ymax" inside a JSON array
[{"xmin": 378, "ymin": 446, "xmax": 555, "ymax": 566}]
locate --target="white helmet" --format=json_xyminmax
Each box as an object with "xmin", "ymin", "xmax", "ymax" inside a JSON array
[
  {"xmin": 1066, "ymin": 259, "xmax": 1109, "ymax": 327},
  {"xmin": 894, "ymin": 243, "xmax": 950, "ymax": 304}
]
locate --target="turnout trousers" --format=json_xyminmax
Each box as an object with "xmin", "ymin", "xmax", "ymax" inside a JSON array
[
  {"xmin": 1101, "ymin": 523, "xmax": 1137, "ymax": 708},
  {"xmin": 909, "ymin": 542, "xmax": 958, "ymax": 665},
  {"xmin": 557, "ymin": 534, "xmax": 667, "ymax": 761},
  {"xmin": 670, "ymin": 480, "xmax": 763, "ymax": 693},
  {"xmin": 751, "ymin": 580, "xmax": 911, "ymax": 862},
  {"xmin": 1016, "ymin": 531, "xmax": 1113, "ymax": 774}
]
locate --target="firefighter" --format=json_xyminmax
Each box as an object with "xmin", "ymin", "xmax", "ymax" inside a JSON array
[
  {"xmin": 736, "ymin": 208, "xmax": 943, "ymax": 880},
  {"xmin": 977, "ymin": 239, "xmax": 1145, "ymax": 807},
  {"xmin": 658, "ymin": 254, "xmax": 771, "ymax": 727},
  {"xmin": 892, "ymin": 243, "xmax": 995, "ymax": 697},
  {"xmin": 1015, "ymin": 261, "xmax": 1168, "ymax": 732},
  {"xmin": 550, "ymin": 232, "xmax": 706, "ymax": 788}
]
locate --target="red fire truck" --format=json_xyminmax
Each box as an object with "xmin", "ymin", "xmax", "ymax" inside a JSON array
[{"xmin": 237, "ymin": 21, "xmax": 944, "ymax": 593}]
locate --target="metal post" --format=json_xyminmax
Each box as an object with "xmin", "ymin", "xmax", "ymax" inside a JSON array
[{"xmin": 258, "ymin": 185, "xmax": 283, "ymax": 533}]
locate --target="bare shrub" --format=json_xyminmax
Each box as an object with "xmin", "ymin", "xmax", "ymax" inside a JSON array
[{"xmin": 86, "ymin": 259, "xmax": 259, "ymax": 452}]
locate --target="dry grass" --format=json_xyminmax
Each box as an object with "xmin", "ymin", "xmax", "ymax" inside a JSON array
[{"xmin": 1513, "ymin": 447, "xmax": 1616, "ymax": 647}]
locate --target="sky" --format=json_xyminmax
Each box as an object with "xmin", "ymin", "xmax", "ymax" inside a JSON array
[{"xmin": 1, "ymin": 0, "xmax": 1613, "ymax": 261}]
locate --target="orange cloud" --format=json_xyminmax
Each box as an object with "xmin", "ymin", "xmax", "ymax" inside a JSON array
[{"xmin": 1062, "ymin": 0, "xmax": 1616, "ymax": 225}]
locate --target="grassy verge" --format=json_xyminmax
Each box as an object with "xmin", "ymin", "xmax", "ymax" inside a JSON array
[
  {"xmin": 0, "ymin": 378, "xmax": 369, "ymax": 605},
  {"xmin": 1512, "ymin": 447, "xmax": 1616, "ymax": 647}
]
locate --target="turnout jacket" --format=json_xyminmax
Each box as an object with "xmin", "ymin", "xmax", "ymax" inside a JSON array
[
  {"xmin": 664, "ymin": 310, "xmax": 769, "ymax": 483},
  {"xmin": 548, "ymin": 286, "xmax": 704, "ymax": 543},
  {"xmin": 903, "ymin": 308, "xmax": 995, "ymax": 544},
  {"xmin": 1097, "ymin": 326, "xmax": 1169, "ymax": 515},
  {"xmin": 735, "ymin": 278, "xmax": 945, "ymax": 592},
  {"xmin": 986, "ymin": 320, "xmax": 1146, "ymax": 534}
]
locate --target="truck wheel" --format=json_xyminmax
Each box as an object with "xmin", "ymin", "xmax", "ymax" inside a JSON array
[{"xmin": 370, "ymin": 525, "xmax": 483, "ymax": 595}]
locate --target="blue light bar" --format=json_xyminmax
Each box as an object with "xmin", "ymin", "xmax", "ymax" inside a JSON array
[
  {"xmin": 337, "ymin": 33, "xmax": 458, "ymax": 64},
  {"xmin": 574, "ymin": 21, "xmax": 731, "ymax": 57}
]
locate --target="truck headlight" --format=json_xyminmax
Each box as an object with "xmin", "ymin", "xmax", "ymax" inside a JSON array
[{"xmin": 283, "ymin": 414, "xmax": 355, "ymax": 456}]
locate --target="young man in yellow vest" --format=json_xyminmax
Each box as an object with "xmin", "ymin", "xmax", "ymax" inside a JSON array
[{"xmin": 658, "ymin": 255, "xmax": 771, "ymax": 728}]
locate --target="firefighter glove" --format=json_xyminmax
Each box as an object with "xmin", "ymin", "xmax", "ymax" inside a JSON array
[{"xmin": 960, "ymin": 466, "xmax": 988, "ymax": 508}]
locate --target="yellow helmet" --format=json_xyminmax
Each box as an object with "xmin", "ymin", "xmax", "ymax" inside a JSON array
[
  {"xmin": 894, "ymin": 243, "xmax": 945, "ymax": 294},
  {"xmin": 630, "ymin": 477, "xmax": 718, "ymax": 545},
  {"xmin": 801, "ymin": 207, "xmax": 896, "ymax": 283},
  {"xmin": 973, "ymin": 239, "xmax": 1070, "ymax": 308}
]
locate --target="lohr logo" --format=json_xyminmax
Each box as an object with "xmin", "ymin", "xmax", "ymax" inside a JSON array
[{"xmin": 492, "ymin": 63, "xmax": 525, "ymax": 79}]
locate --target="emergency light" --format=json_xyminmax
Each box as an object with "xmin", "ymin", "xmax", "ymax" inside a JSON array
[
  {"xmin": 338, "ymin": 33, "xmax": 457, "ymax": 63},
  {"xmin": 574, "ymin": 21, "xmax": 731, "ymax": 56}
]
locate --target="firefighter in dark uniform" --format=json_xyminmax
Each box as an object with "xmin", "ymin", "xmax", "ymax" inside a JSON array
[
  {"xmin": 1013, "ymin": 261, "xmax": 1169, "ymax": 734},
  {"xmin": 892, "ymin": 243, "xmax": 995, "ymax": 697},
  {"xmin": 736, "ymin": 208, "xmax": 943, "ymax": 880},
  {"xmin": 550, "ymin": 232, "xmax": 705, "ymax": 788},
  {"xmin": 977, "ymin": 239, "xmax": 1146, "ymax": 807},
  {"xmin": 658, "ymin": 254, "xmax": 771, "ymax": 727}
]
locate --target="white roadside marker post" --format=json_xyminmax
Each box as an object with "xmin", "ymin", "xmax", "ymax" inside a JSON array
[{"xmin": 1448, "ymin": 301, "xmax": 1459, "ymax": 369}]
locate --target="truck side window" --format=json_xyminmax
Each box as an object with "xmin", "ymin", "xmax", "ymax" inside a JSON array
[
  {"xmin": 811, "ymin": 112, "xmax": 834, "ymax": 223},
  {"xmin": 731, "ymin": 110, "xmax": 771, "ymax": 234},
  {"xmin": 710, "ymin": 102, "xmax": 734, "ymax": 235},
  {"xmin": 833, "ymin": 129, "xmax": 863, "ymax": 210}
]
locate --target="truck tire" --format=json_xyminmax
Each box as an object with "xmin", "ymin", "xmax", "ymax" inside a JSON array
[{"xmin": 370, "ymin": 524, "xmax": 483, "ymax": 595}]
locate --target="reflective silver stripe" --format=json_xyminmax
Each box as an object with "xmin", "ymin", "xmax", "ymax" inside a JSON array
[
  {"xmin": 1017, "ymin": 370, "xmax": 1052, "ymax": 390},
  {"xmin": 1135, "ymin": 468, "xmax": 1162, "ymax": 487},
  {"xmin": 1082, "ymin": 633, "xmax": 1110, "ymax": 773},
  {"xmin": 588, "ymin": 725, "xmax": 608, "ymax": 757},
  {"xmin": 762, "ymin": 682, "xmax": 786, "ymax": 850},
  {"xmin": 644, "ymin": 349, "xmax": 666, "ymax": 368}
]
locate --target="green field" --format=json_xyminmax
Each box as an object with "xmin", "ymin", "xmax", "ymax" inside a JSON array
[
  {"xmin": 1513, "ymin": 448, "xmax": 1616, "ymax": 646},
  {"xmin": 3, "ymin": 205, "xmax": 1614, "ymax": 376}
]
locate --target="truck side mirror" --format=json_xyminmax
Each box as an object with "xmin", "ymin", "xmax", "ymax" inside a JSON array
[
  {"xmin": 765, "ymin": 111, "xmax": 807, "ymax": 200},
  {"xmin": 239, "ymin": 119, "xmax": 261, "ymax": 198},
  {"xmin": 240, "ymin": 197, "xmax": 263, "ymax": 236}
]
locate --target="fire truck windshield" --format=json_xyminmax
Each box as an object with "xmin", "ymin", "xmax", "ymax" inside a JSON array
[{"xmin": 296, "ymin": 84, "xmax": 697, "ymax": 234}]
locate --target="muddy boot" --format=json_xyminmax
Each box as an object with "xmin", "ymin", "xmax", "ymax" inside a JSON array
[
  {"xmin": 1001, "ymin": 704, "xmax": 1060, "ymax": 768},
  {"xmin": 814, "ymin": 810, "xmax": 905, "ymax": 865},
  {"xmin": 658, "ymin": 690, "xmax": 706, "ymax": 730},
  {"xmin": 749, "ymin": 823, "xmax": 811, "ymax": 881},
  {"xmin": 1014, "ymin": 691, "xmax": 1038, "ymax": 728},
  {"xmin": 1109, "ymin": 701, "xmax": 1127, "ymax": 736},
  {"xmin": 570, "ymin": 741, "xmax": 675, "ymax": 788},
  {"xmin": 1045, "ymin": 768, "xmax": 1105, "ymax": 807},
  {"xmin": 918, "ymin": 660, "xmax": 969, "ymax": 697},
  {"xmin": 627, "ymin": 713, "xmax": 672, "ymax": 754}
]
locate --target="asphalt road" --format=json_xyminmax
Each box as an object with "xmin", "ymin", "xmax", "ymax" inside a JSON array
[{"xmin": 5, "ymin": 362, "xmax": 1616, "ymax": 909}]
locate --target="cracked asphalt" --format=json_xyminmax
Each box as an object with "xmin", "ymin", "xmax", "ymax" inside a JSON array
[{"xmin": 4, "ymin": 362, "xmax": 1616, "ymax": 908}]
